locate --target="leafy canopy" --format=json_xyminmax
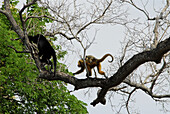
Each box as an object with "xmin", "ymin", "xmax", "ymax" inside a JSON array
[{"xmin": 0, "ymin": 1, "xmax": 87, "ymax": 113}]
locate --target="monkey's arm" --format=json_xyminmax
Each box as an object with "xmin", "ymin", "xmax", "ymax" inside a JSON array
[{"xmin": 73, "ymin": 67, "xmax": 85, "ymax": 75}]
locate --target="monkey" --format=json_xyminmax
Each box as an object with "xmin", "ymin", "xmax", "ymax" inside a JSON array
[
  {"xmin": 73, "ymin": 54, "xmax": 113, "ymax": 78},
  {"xmin": 28, "ymin": 34, "xmax": 57, "ymax": 77}
]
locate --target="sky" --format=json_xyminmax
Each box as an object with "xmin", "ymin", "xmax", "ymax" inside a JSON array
[{"xmin": 0, "ymin": 0, "xmax": 169, "ymax": 113}]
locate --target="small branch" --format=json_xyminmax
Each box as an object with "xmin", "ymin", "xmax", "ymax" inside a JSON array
[
  {"xmin": 25, "ymin": 15, "xmax": 65, "ymax": 23},
  {"xmin": 159, "ymin": 0, "xmax": 169, "ymax": 19},
  {"xmin": 159, "ymin": 25, "xmax": 170, "ymax": 42},
  {"xmin": 10, "ymin": 38, "xmax": 22, "ymax": 41},
  {"xmin": 19, "ymin": 0, "xmax": 37, "ymax": 14},
  {"xmin": 45, "ymin": 31, "xmax": 79, "ymax": 41},
  {"xmin": 76, "ymin": 1, "xmax": 112, "ymax": 35},
  {"xmin": 124, "ymin": 79, "xmax": 170, "ymax": 99},
  {"xmin": 150, "ymin": 58, "xmax": 166, "ymax": 92},
  {"xmin": 55, "ymin": 32, "xmax": 78, "ymax": 40},
  {"xmin": 126, "ymin": 88, "xmax": 136, "ymax": 114},
  {"xmin": 124, "ymin": 0, "xmax": 155, "ymax": 20},
  {"xmin": 120, "ymin": 41, "xmax": 130, "ymax": 66},
  {"xmin": 0, "ymin": 9, "xmax": 7, "ymax": 15},
  {"xmin": 19, "ymin": 0, "xmax": 37, "ymax": 31},
  {"xmin": 109, "ymin": 86, "xmax": 127, "ymax": 91},
  {"xmin": 8, "ymin": 46, "xmax": 30, "ymax": 53}
]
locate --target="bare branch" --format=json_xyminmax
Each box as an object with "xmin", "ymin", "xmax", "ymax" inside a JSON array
[
  {"xmin": 124, "ymin": 0, "xmax": 155, "ymax": 20},
  {"xmin": 45, "ymin": 31, "xmax": 78, "ymax": 40},
  {"xmin": 126, "ymin": 88, "xmax": 136, "ymax": 114},
  {"xmin": 124, "ymin": 79, "xmax": 170, "ymax": 99},
  {"xmin": 150, "ymin": 58, "xmax": 167, "ymax": 92},
  {"xmin": 25, "ymin": 15, "xmax": 65, "ymax": 23},
  {"xmin": 76, "ymin": 1, "xmax": 112, "ymax": 35}
]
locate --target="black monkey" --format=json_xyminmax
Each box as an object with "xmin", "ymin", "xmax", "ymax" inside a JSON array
[{"xmin": 28, "ymin": 34, "xmax": 57, "ymax": 76}]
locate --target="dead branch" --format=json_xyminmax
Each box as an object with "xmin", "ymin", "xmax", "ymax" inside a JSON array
[
  {"xmin": 124, "ymin": 79, "xmax": 170, "ymax": 99},
  {"xmin": 124, "ymin": 0, "xmax": 155, "ymax": 20},
  {"xmin": 76, "ymin": 1, "xmax": 112, "ymax": 35},
  {"xmin": 126, "ymin": 88, "xmax": 136, "ymax": 114}
]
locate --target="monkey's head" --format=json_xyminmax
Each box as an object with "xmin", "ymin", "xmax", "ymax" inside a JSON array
[
  {"xmin": 28, "ymin": 36, "xmax": 38, "ymax": 44},
  {"xmin": 78, "ymin": 60, "xmax": 84, "ymax": 67}
]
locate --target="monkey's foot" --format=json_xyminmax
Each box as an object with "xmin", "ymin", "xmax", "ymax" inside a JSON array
[{"xmin": 104, "ymin": 75, "xmax": 108, "ymax": 79}]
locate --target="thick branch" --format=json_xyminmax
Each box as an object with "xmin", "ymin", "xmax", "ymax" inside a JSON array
[
  {"xmin": 39, "ymin": 37, "xmax": 170, "ymax": 106},
  {"xmin": 91, "ymin": 37, "xmax": 170, "ymax": 106},
  {"xmin": 39, "ymin": 71, "xmax": 107, "ymax": 90},
  {"xmin": 1, "ymin": 0, "xmax": 24, "ymax": 37}
]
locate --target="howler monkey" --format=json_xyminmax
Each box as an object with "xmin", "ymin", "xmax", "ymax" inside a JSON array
[
  {"xmin": 28, "ymin": 34, "xmax": 56, "ymax": 76},
  {"xmin": 73, "ymin": 54, "xmax": 113, "ymax": 77}
]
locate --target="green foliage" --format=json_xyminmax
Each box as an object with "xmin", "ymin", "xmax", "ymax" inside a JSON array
[
  {"xmin": 26, "ymin": 1, "xmax": 52, "ymax": 35},
  {"xmin": 0, "ymin": 1, "xmax": 87, "ymax": 113}
]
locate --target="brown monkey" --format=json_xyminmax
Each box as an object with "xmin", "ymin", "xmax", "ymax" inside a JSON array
[{"xmin": 73, "ymin": 54, "xmax": 113, "ymax": 78}]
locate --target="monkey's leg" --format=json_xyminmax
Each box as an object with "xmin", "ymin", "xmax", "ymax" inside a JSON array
[
  {"xmin": 38, "ymin": 53, "xmax": 46, "ymax": 70},
  {"xmin": 97, "ymin": 64, "xmax": 108, "ymax": 79},
  {"xmin": 40, "ymin": 56, "xmax": 52, "ymax": 73},
  {"xmin": 93, "ymin": 69, "xmax": 97, "ymax": 78},
  {"xmin": 86, "ymin": 66, "xmax": 92, "ymax": 78},
  {"xmin": 103, "ymin": 74, "xmax": 108, "ymax": 79},
  {"xmin": 47, "ymin": 60, "xmax": 53, "ymax": 73}
]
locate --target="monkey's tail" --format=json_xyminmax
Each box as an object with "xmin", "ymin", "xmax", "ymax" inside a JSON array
[
  {"xmin": 98, "ymin": 54, "xmax": 114, "ymax": 63},
  {"xmin": 53, "ymin": 53, "xmax": 57, "ymax": 77}
]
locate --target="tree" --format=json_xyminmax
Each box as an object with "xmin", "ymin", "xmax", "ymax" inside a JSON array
[
  {"xmin": 0, "ymin": 0, "xmax": 87, "ymax": 113},
  {"xmin": 0, "ymin": 0, "xmax": 169, "ymax": 113}
]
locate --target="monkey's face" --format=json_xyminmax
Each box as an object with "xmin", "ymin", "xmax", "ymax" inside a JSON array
[{"xmin": 78, "ymin": 60, "xmax": 83, "ymax": 67}]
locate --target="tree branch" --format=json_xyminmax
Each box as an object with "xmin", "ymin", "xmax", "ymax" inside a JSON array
[
  {"xmin": 1, "ymin": 0, "xmax": 24, "ymax": 37},
  {"xmin": 76, "ymin": 1, "xmax": 112, "ymax": 35},
  {"xmin": 124, "ymin": 0, "xmax": 155, "ymax": 20},
  {"xmin": 124, "ymin": 79, "xmax": 170, "ymax": 99},
  {"xmin": 19, "ymin": 0, "xmax": 37, "ymax": 31},
  {"xmin": 8, "ymin": 46, "xmax": 30, "ymax": 53},
  {"xmin": 91, "ymin": 37, "xmax": 170, "ymax": 106},
  {"xmin": 126, "ymin": 88, "xmax": 136, "ymax": 114},
  {"xmin": 39, "ymin": 37, "xmax": 170, "ymax": 106}
]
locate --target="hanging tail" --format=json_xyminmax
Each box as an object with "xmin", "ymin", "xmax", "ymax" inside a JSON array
[{"xmin": 53, "ymin": 53, "xmax": 57, "ymax": 77}]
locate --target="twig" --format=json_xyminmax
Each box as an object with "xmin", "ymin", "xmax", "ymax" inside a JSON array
[
  {"xmin": 126, "ymin": 88, "xmax": 136, "ymax": 114},
  {"xmin": 8, "ymin": 46, "xmax": 30, "ymax": 53}
]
